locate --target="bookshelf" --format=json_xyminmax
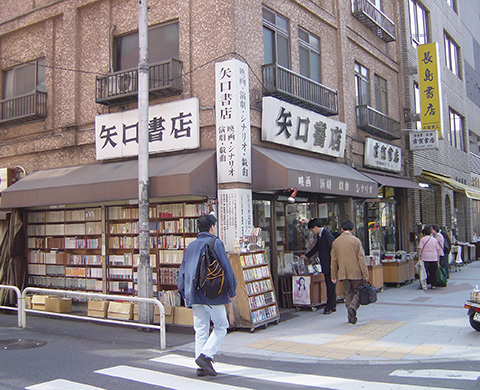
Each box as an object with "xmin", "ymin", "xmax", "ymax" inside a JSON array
[
  {"xmin": 26, "ymin": 201, "xmax": 209, "ymax": 297},
  {"xmin": 227, "ymin": 251, "xmax": 280, "ymax": 332}
]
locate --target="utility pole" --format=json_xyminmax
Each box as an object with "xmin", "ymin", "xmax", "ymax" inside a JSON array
[{"xmin": 137, "ymin": 0, "xmax": 153, "ymax": 324}]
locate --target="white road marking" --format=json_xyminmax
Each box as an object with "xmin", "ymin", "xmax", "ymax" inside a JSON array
[
  {"xmin": 151, "ymin": 354, "xmax": 458, "ymax": 390},
  {"xmin": 95, "ymin": 365, "xmax": 253, "ymax": 390},
  {"xmin": 390, "ymin": 369, "xmax": 480, "ymax": 381},
  {"xmin": 26, "ymin": 379, "xmax": 106, "ymax": 390}
]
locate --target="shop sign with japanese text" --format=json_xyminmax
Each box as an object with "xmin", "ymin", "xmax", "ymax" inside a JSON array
[
  {"xmin": 364, "ymin": 138, "xmax": 401, "ymax": 173},
  {"xmin": 417, "ymin": 43, "xmax": 443, "ymax": 138},
  {"xmin": 261, "ymin": 96, "xmax": 346, "ymax": 158},
  {"xmin": 215, "ymin": 59, "xmax": 251, "ymax": 184},
  {"xmin": 95, "ymin": 98, "xmax": 199, "ymax": 160},
  {"xmin": 218, "ymin": 188, "xmax": 253, "ymax": 251},
  {"xmin": 409, "ymin": 130, "xmax": 439, "ymax": 151}
]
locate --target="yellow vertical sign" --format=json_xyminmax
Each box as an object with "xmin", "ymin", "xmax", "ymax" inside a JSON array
[{"xmin": 417, "ymin": 43, "xmax": 443, "ymax": 138}]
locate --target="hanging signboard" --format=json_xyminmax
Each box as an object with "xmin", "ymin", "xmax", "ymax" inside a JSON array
[
  {"xmin": 409, "ymin": 130, "xmax": 439, "ymax": 151},
  {"xmin": 364, "ymin": 138, "xmax": 402, "ymax": 173}
]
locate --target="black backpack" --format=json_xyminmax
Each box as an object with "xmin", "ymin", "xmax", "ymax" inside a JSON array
[{"xmin": 194, "ymin": 237, "xmax": 228, "ymax": 299}]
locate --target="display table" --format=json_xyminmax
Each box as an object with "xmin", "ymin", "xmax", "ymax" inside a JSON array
[
  {"xmin": 382, "ymin": 260, "xmax": 408, "ymax": 287},
  {"xmin": 368, "ymin": 264, "xmax": 384, "ymax": 291}
]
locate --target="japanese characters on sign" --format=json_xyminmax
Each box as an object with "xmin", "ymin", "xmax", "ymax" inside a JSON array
[
  {"xmin": 218, "ymin": 188, "xmax": 253, "ymax": 251},
  {"xmin": 417, "ymin": 43, "xmax": 443, "ymax": 138},
  {"xmin": 409, "ymin": 130, "xmax": 439, "ymax": 151},
  {"xmin": 215, "ymin": 59, "xmax": 252, "ymax": 184},
  {"xmin": 364, "ymin": 138, "xmax": 401, "ymax": 173},
  {"xmin": 95, "ymin": 98, "xmax": 199, "ymax": 160},
  {"xmin": 261, "ymin": 97, "xmax": 346, "ymax": 158}
]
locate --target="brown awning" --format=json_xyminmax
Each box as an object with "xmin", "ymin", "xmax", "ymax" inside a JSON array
[
  {"xmin": 252, "ymin": 146, "xmax": 378, "ymax": 198},
  {"xmin": 361, "ymin": 172, "xmax": 423, "ymax": 190},
  {"xmin": 1, "ymin": 150, "xmax": 216, "ymax": 208}
]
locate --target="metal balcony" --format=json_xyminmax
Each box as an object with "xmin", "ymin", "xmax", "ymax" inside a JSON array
[
  {"xmin": 0, "ymin": 91, "xmax": 47, "ymax": 126},
  {"xmin": 352, "ymin": 0, "xmax": 396, "ymax": 42},
  {"xmin": 262, "ymin": 63, "xmax": 338, "ymax": 116},
  {"xmin": 356, "ymin": 105, "xmax": 401, "ymax": 140},
  {"xmin": 96, "ymin": 58, "xmax": 183, "ymax": 106}
]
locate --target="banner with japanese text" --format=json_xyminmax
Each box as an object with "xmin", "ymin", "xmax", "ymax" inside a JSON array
[
  {"xmin": 417, "ymin": 43, "xmax": 443, "ymax": 138},
  {"xmin": 218, "ymin": 188, "xmax": 253, "ymax": 251},
  {"xmin": 95, "ymin": 98, "xmax": 199, "ymax": 160},
  {"xmin": 215, "ymin": 59, "xmax": 251, "ymax": 184},
  {"xmin": 364, "ymin": 138, "xmax": 401, "ymax": 173}
]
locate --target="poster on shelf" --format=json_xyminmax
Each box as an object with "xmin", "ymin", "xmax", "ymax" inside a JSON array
[{"xmin": 293, "ymin": 275, "xmax": 311, "ymax": 305}]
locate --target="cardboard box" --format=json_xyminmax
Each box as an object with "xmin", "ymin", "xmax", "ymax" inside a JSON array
[
  {"xmin": 174, "ymin": 306, "xmax": 193, "ymax": 326},
  {"xmin": 31, "ymin": 295, "xmax": 47, "ymax": 311},
  {"xmin": 107, "ymin": 301, "xmax": 133, "ymax": 320},
  {"xmin": 87, "ymin": 300, "xmax": 109, "ymax": 318},
  {"xmin": 45, "ymin": 296, "xmax": 72, "ymax": 313},
  {"xmin": 133, "ymin": 304, "xmax": 174, "ymax": 324}
]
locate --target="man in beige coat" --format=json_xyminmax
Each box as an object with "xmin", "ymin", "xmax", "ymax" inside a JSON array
[{"xmin": 331, "ymin": 220, "xmax": 369, "ymax": 324}]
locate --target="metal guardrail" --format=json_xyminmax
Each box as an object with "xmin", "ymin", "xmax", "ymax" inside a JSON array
[
  {"xmin": 0, "ymin": 285, "xmax": 23, "ymax": 327},
  {"xmin": 0, "ymin": 286, "xmax": 167, "ymax": 349}
]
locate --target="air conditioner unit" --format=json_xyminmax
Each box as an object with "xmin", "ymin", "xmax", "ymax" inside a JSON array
[{"xmin": 117, "ymin": 73, "xmax": 135, "ymax": 94}]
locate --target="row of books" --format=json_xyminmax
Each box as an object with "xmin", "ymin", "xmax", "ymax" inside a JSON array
[
  {"xmin": 158, "ymin": 267, "xmax": 180, "ymax": 284},
  {"xmin": 248, "ymin": 291, "xmax": 276, "ymax": 310},
  {"xmin": 158, "ymin": 289, "xmax": 182, "ymax": 306},
  {"xmin": 108, "ymin": 268, "xmax": 133, "ymax": 280},
  {"xmin": 66, "ymin": 267, "xmax": 103, "ymax": 278},
  {"xmin": 133, "ymin": 271, "xmax": 158, "ymax": 284},
  {"xmin": 242, "ymin": 265, "xmax": 270, "ymax": 282},
  {"xmin": 240, "ymin": 252, "xmax": 268, "ymax": 267},
  {"xmin": 245, "ymin": 279, "xmax": 272, "ymax": 295},
  {"xmin": 251, "ymin": 305, "xmax": 278, "ymax": 324},
  {"xmin": 28, "ymin": 275, "xmax": 102, "ymax": 291},
  {"xmin": 28, "ymin": 208, "xmax": 101, "ymax": 223},
  {"xmin": 65, "ymin": 238, "xmax": 100, "ymax": 249},
  {"xmin": 109, "ymin": 281, "xmax": 133, "ymax": 293},
  {"xmin": 70, "ymin": 255, "xmax": 103, "ymax": 265}
]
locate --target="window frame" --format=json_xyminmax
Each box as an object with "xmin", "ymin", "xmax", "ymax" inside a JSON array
[
  {"xmin": 3, "ymin": 58, "xmax": 45, "ymax": 99},
  {"xmin": 449, "ymin": 108, "xmax": 464, "ymax": 151},
  {"xmin": 374, "ymin": 74, "xmax": 388, "ymax": 115},
  {"xmin": 409, "ymin": 0, "xmax": 428, "ymax": 47},
  {"xmin": 262, "ymin": 6, "xmax": 291, "ymax": 69},
  {"xmin": 354, "ymin": 62, "xmax": 370, "ymax": 107},
  {"xmin": 444, "ymin": 31, "xmax": 460, "ymax": 78},
  {"xmin": 298, "ymin": 26, "xmax": 321, "ymax": 83},
  {"xmin": 446, "ymin": 0, "xmax": 458, "ymax": 13}
]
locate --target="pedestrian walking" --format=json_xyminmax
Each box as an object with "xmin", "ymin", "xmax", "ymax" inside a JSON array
[
  {"xmin": 177, "ymin": 214, "xmax": 237, "ymax": 377},
  {"xmin": 331, "ymin": 220, "xmax": 368, "ymax": 325},
  {"xmin": 418, "ymin": 225, "xmax": 442, "ymax": 290},
  {"xmin": 301, "ymin": 218, "xmax": 336, "ymax": 314}
]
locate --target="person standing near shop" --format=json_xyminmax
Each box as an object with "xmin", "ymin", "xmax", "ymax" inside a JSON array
[
  {"xmin": 440, "ymin": 226, "xmax": 451, "ymax": 278},
  {"xmin": 300, "ymin": 218, "xmax": 336, "ymax": 315},
  {"xmin": 331, "ymin": 220, "xmax": 368, "ymax": 324},
  {"xmin": 418, "ymin": 225, "xmax": 442, "ymax": 290},
  {"xmin": 177, "ymin": 214, "xmax": 237, "ymax": 377},
  {"xmin": 431, "ymin": 224, "xmax": 445, "ymax": 264}
]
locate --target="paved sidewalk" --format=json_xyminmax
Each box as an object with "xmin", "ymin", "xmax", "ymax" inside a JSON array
[{"xmin": 178, "ymin": 260, "xmax": 480, "ymax": 363}]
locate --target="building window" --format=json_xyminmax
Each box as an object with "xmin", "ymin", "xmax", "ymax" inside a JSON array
[
  {"xmin": 114, "ymin": 21, "xmax": 179, "ymax": 71},
  {"xmin": 413, "ymin": 81, "xmax": 421, "ymax": 129},
  {"xmin": 374, "ymin": 74, "xmax": 388, "ymax": 115},
  {"xmin": 449, "ymin": 108, "xmax": 464, "ymax": 150},
  {"xmin": 263, "ymin": 6, "xmax": 290, "ymax": 69},
  {"xmin": 409, "ymin": 0, "xmax": 428, "ymax": 47},
  {"xmin": 470, "ymin": 130, "xmax": 480, "ymax": 155},
  {"xmin": 444, "ymin": 31, "xmax": 460, "ymax": 78},
  {"xmin": 355, "ymin": 62, "xmax": 370, "ymax": 106},
  {"xmin": 446, "ymin": 0, "xmax": 458, "ymax": 13},
  {"xmin": 3, "ymin": 59, "xmax": 45, "ymax": 99},
  {"xmin": 298, "ymin": 27, "xmax": 320, "ymax": 83},
  {"xmin": 370, "ymin": 0, "xmax": 382, "ymax": 10}
]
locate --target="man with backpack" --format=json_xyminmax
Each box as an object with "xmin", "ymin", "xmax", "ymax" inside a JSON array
[{"xmin": 177, "ymin": 214, "xmax": 237, "ymax": 377}]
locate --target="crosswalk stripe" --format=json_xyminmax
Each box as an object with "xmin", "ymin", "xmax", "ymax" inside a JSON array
[
  {"xmin": 26, "ymin": 379, "xmax": 106, "ymax": 390},
  {"xmin": 390, "ymin": 369, "xmax": 480, "ymax": 381},
  {"xmin": 151, "ymin": 354, "xmax": 454, "ymax": 390},
  {"xmin": 95, "ymin": 365, "xmax": 253, "ymax": 390}
]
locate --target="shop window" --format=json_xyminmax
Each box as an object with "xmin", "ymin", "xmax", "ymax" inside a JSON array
[
  {"xmin": 298, "ymin": 26, "xmax": 320, "ymax": 83},
  {"xmin": 367, "ymin": 200, "xmax": 396, "ymax": 258},
  {"xmin": 3, "ymin": 59, "xmax": 45, "ymax": 99},
  {"xmin": 444, "ymin": 31, "xmax": 460, "ymax": 78},
  {"xmin": 114, "ymin": 21, "xmax": 179, "ymax": 71},
  {"xmin": 252, "ymin": 200, "xmax": 272, "ymax": 253},
  {"xmin": 374, "ymin": 74, "xmax": 388, "ymax": 115},
  {"xmin": 263, "ymin": 6, "xmax": 290, "ymax": 69},
  {"xmin": 355, "ymin": 62, "xmax": 370, "ymax": 106},
  {"xmin": 449, "ymin": 108, "xmax": 464, "ymax": 150},
  {"xmin": 409, "ymin": 0, "xmax": 428, "ymax": 47}
]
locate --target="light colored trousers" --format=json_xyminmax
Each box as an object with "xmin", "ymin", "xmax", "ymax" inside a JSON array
[{"xmin": 192, "ymin": 304, "xmax": 229, "ymax": 359}]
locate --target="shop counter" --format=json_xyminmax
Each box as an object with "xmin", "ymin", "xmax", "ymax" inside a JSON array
[
  {"xmin": 367, "ymin": 264, "xmax": 384, "ymax": 291},
  {"xmin": 382, "ymin": 260, "xmax": 408, "ymax": 287}
]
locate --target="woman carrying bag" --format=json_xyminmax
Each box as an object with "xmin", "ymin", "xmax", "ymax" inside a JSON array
[{"xmin": 418, "ymin": 225, "xmax": 442, "ymax": 290}]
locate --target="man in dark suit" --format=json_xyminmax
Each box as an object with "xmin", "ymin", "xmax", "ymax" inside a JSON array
[
  {"xmin": 301, "ymin": 218, "xmax": 336, "ymax": 314},
  {"xmin": 440, "ymin": 227, "xmax": 451, "ymax": 278}
]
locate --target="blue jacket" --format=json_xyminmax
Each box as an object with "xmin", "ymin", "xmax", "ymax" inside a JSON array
[{"xmin": 177, "ymin": 232, "xmax": 237, "ymax": 307}]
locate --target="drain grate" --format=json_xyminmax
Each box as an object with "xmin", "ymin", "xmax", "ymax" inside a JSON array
[{"xmin": 1, "ymin": 338, "xmax": 47, "ymax": 350}]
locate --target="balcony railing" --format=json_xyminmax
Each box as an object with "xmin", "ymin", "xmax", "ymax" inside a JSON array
[
  {"xmin": 96, "ymin": 58, "xmax": 183, "ymax": 105},
  {"xmin": 262, "ymin": 63, "xmax": 338, "ymax": 116},
  {"xmin": 0, "ymin": 91, "xmax": 47, "ymax": 126},
  {"xmin": 352, "ymin": 0, "xmax": 396, "ymax": 42},
  {"xmin": 356, "ymin": 105, "xmax": 401, "ymax": 139}
]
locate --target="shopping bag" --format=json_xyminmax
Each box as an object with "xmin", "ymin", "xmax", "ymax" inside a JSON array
[
  {"xmin": 358, "ymin": 282, "xmax": 377, "ymax": 305},
  {"xmin": 435, "ymin": 267, "xmax": 447, "ymax": 287}
]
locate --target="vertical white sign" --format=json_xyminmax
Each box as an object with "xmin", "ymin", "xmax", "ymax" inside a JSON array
[
  {"xmin": 218, "ymin": 188, "xmax": 253, "ymax": 251},
  {"xmin": 215, "ymin": 59, "xmax": 251, "ymax": 183}
]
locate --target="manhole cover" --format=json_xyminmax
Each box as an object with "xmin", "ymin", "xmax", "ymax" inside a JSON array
[{"xmin": 0, "ymin": 338, "xmax": 47, "ymax": 350}]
